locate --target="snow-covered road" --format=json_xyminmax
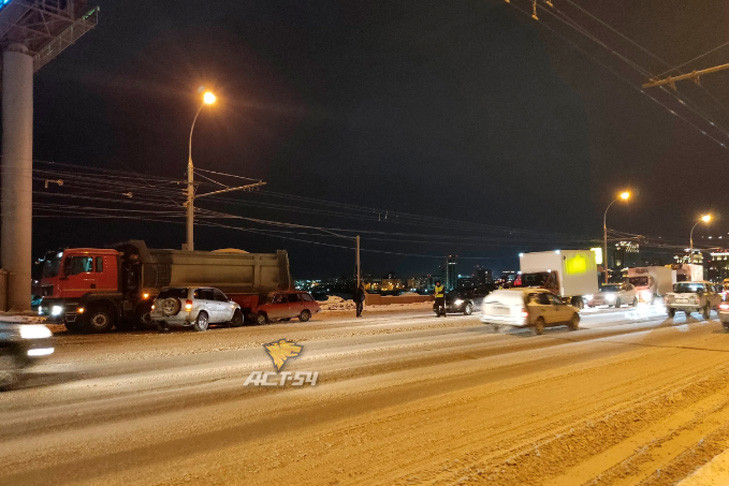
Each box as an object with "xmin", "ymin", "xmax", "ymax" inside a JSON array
[{"xmin": 2, "ymin": 306, "xmax": 729, "ymax": 485}]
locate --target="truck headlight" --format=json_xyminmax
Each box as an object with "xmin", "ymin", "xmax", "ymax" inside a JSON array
[
  {"xmin": 20, "ymin": 324, "xmax": 52, "ymax": 339},
  {"xmin": 453, "ymin": 299, "xmax": 464, "ymax": 306},
  {"xmin": 51, "ymin": 305, "xmax": 64, "ymax": 317}
]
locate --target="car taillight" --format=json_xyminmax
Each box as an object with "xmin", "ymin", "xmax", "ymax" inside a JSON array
[
  {"xmin": 720, "ymin": 303, "xmax": 729, "ymax": 311},
  {"xmin": 521, "ymin": 308, "xmax": 528, "ymax": 319},
  {"xmin": 185, "ymin": 300, "xmax": 193, "ymax": 311}
]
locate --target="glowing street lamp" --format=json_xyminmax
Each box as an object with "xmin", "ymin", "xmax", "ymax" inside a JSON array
[
  {"xmin": 603, "ymin": 190, "xmax": 631, "ymax": 283},
  {"xmin": 689, "ymin": 214, "xmax": 712, "ymax": 254},
  {"xmin": 185, "ymin": 89, "xmax": 217, "ymax": 251}
]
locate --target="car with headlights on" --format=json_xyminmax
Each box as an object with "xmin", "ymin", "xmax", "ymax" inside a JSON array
[
  {"xmin": 480, "ymin": 288, "xmax": 579, "ymax": 335},
  {"xmin": 665, "ymin": 281, "xmax": 722, "ymax": 319},
  {"xmin": 434, "ymin": 290, "xmax": 476, "ymax": 316},
  {"xmin": 719, "ymin": 299, "xmax": 729, "ymax": 330},
  {"xmin": 585, "ymin": 283, "xmax": 637, "ymax": 308},
  {"xmin": 150, "ymin": 286, "xmax": 244, "ymax": 331},
  {"xmin": 0, "ymin": 322, "xmax": 54, "ymax": 388}
]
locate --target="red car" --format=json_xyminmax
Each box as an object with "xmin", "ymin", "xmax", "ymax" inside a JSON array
[{"xmin": 232, "ymin": 290, "xmax": 320, "ymax": 325}]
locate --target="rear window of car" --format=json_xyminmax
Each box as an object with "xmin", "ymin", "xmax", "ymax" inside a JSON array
[
  {"xmin": 300, "ymin": 293, "xmax": 314, "ymax": 302},
  {"xmin": 194, "ymin": 289, "xmax": 216, "ymax": 300},
  {"xmin": 158, "ymin": 288, "xmax": 188, "ymax": 299},
  {"xmin": 484, "ymin": 291, "xmax": 525, "ymax": 306},
  {"xmin": 674, "ymin": 283, "xmax": 705, "ymax": 293}
]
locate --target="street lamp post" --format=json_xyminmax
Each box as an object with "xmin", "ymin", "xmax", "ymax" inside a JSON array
[
  {"xmin": 689, "ymin": 214, "xmax": 712, "ymax": 259},
  {"xmin": 185, "ymin": 90, "xmax": 216, "ymax": 251},
  {"xmin": 603, "ymin": 191, "xmax": 631, "ymax": 283}
]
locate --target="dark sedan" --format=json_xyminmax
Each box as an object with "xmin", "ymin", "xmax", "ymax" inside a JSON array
[
  {"xmin": 434, "ymin": 291, "xmax": 477, "ymax": 316},
  {"xmin": 0, "ymin": 322, "xmax": 54, "ymax": 388}
]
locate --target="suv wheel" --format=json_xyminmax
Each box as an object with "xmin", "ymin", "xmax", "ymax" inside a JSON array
[
  {"xmin": 299, "ymin": 309, "xmax": 311, "ymax": 322},
  {"xmin": 533, "ymin": 317, "xmax": 545, "ymax": 335},
  {"xmin": 464, "ymin": 303, "xmax": 473, "ymax": 316},
  {"xmin": 668, "ymin": 308, "xmax": 676, "ymax": 318},
  {"xmin": 568, "ymin": 313, "xmax": 580, "ymax": 331},
  {"xmin": 703, "ymin": 305, "xmax": 711, "ymax": 320},
  {"xmin": 230, "ymin": 310, "xmax": 244, "ymax": 327},
  {"xmin": 614, "ymin": 298, "xmax": 621, "ymax": 308},
  {"xmin": 193, "ymin": 311, "xmax": 209, "ymax": 332},
  {"xmin": 161, "ymin": 298, "xmax": 181, "ymax": 317}
]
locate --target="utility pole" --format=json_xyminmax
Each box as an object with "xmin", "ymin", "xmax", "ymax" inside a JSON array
[{"xmin": 643, "ymin": 62, "xmax": 729, "ymax": 89}]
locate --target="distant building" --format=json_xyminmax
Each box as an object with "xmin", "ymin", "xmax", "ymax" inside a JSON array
[
  {"xmin": 612, "ymin": 240, "xmax": 640, "ymax": 269},
  {"xmin": 474, "ymin": 266, "xmax": 492, "ymax": 285},
  {"xmin": 445, "ymin": 255, "xmax": 457, "ymax": 291}
]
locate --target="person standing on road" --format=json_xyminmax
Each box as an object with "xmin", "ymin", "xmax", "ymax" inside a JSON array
[
  {"xmin": 434, "ymin": 280, "xmax": 445, "ymax": 317},
  {"xmin": 355, "ymin": 282, "xmax": 366, "ymax": 318}
]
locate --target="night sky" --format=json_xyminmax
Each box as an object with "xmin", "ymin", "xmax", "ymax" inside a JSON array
[{"xmin": 27, "ymin": 1, "xmax": 729, "ymax": 278}]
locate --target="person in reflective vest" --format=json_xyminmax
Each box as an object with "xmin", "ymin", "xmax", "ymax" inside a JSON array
[{"xmin": 434, "ymin": 281, "xmax": 446, "ymax": 317}]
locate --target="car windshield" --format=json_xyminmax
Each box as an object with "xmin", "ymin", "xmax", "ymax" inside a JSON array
[
  {"xmin": 599, "ymin": 284, "xmax": 619, "ymax": 293},
  {"xmin": 513, "ymin": 272, "xmax": 549, "ymax": 287},
  {"xmin": 158, "ymin": 288, "xmax": 189, "ymax": 299},
  {"xmin": 628, "ymin": 277, "xmax": 649, "ymax": 287},
  {"xmin": 673, "ymin": 282, "xmax": 704, "ymax": 293}
]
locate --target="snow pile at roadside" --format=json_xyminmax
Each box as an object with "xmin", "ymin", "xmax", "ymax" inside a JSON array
[
  {"xmin": 0, "ymin": 312, "xmax": 48, "ymax": 324},
  {"xmin": 319, "ymin": 295, "xmax": 356, "ymax": 311}
]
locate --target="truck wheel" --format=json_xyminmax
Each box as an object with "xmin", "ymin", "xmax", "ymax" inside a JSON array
[
  {"xmin": 255, "ymin": 312, "xmax": 268, "ymax": 326},
  {"xmin": 82, "ymin": 305, "xmax": 115, "ymax": 333},
  {"xmin": 533, "ymin": 317, "xmax": 545, "ymax": 335},
  {"xmin": 229, "ymin": 310, "xmax": 244, "ymax": 328},
  {"xmin": 193, "ymin": 311, "xmax": 209, "ymax": 332},
  {"xmin": 668, "ymin": 308, "xmax": 676, "ymax": 318},
  {"xmin": 135, "ymin": 305, "xmax": 154, "ymax": 330},
  {"xmin": 464, "ymin": 303, "xmax": 473, "ymax": 316},
  {"xmin": 568, "ymin": 313, "xmax": 580, "ymax": 331},
  {"xmin": 299, "ymin": 309, "xmax": 311, "ymax": 322},
  {"xmin": 703, "ymin": 305, "xmax": 711, "ymax": 320}
]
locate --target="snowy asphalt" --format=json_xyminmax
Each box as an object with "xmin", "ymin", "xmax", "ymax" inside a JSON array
[{"xmin": 2, "ymin": 304, "xmax": 729, "ymax": 485}]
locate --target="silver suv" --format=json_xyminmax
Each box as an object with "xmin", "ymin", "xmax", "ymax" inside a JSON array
[
  {"xmin": 665, "ymin": 281, "xmax": 722, "ymax": 320},
  {"xmin": 150, "ymin": 287, "xmax": 243, "ymax": 331}
]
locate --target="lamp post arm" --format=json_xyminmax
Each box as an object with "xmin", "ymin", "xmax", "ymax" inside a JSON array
[
  {"xmin": 689, "ymin": 220, "xmax": 701, "ymax": 252},
  {"xmin": 188, "ymin": 102, "xmax": 204, "ymax": 165}
]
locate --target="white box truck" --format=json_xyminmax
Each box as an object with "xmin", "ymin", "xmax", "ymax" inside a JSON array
[
  {"xmin": 626, "ymin": 266, "xmax": 674, "ymax": 302},
  {"xmin": 515, "ymin": 250, "xmax": 598, "ymax": 308},
  {"xmin": 669, "ymin": 263, "xmax": 704, "ymax": 282}
]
